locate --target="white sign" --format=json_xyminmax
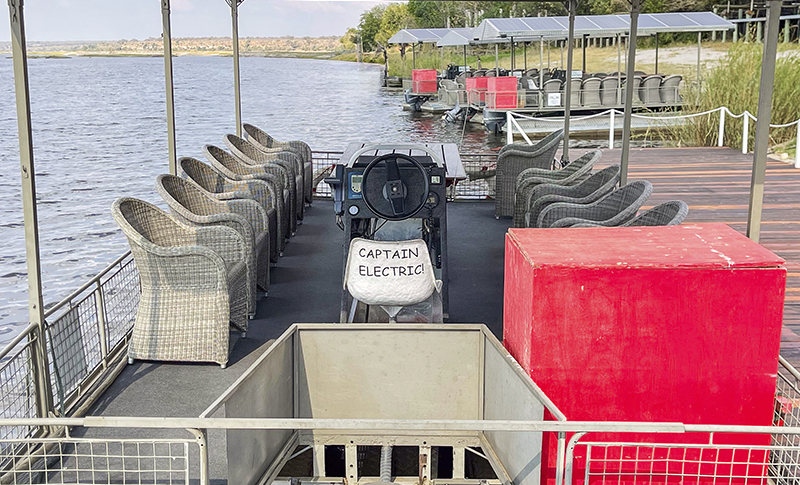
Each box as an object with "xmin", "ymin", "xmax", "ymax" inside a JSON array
[
  {"xmin": 548, "ymin": 93, "xmax": 562, "ymax": 107},
  {"xmin": 345, "ymin": 238, "xmax": 436, "ymax": 306},
  {"xmin": 571, "ymin": 70, "xmax": 584, "ymax": 79}
]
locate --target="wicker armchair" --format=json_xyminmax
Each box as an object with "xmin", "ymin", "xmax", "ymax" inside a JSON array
[
  {"xmin": 538, "ymin": 180, "xmax": 653, "ymax": 228},
  {"xmin": 180, "ymin": 156, "xmax": 279, "ymax": 264},
  {"xmin": 243, "ymin": 123, "xmax": 313, "ymax": 205},
  {"xmin": 513, "ymin": 150, "xmax": 602, "ymax": 227},
  {"xmin": 225, "ymin": 133, "xmax": 303, "ymax": 223},
  {"xmin": 495, "ymin": 128, "xmax": 564, "ymax": 218},
  {"xmin": 111, "ymin": 198, "xmax": 248, "ymax": 367},
  {"xmin": 622, "ymin": 200, "xmax": 688, "ymax": 227},
  {"xmin": 156, "ymin": 174, "xmax": 270, "ymax": 318},
  {"xmin": 204, "ymin": 144, "xmax": 294, "ymax": 241},
  {"xmin": 523, "ymin": 165, "xmax": 621, "ymax": 228}
]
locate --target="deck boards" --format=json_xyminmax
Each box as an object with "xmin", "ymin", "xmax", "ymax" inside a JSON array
[{"xmin": 590, "ymin": 147, "xmax": 800, "ymax": 366}]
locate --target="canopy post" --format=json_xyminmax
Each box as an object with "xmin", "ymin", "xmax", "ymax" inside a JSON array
[
  {"xmin": 412, "ymin": 43, "xmax": 416, "ymax": 70},
  {"xmin": 582, "ymin": 34, "xmax": 587, "ymax": 71},
  {"xmin": 464, "ymin": 45, "xmax": 468, "ymax": 72},
  {"xmin": 161, "ymin": 0, "xmax": 177, "ymax": 176},
  {"xmin": 539, "ymin": 37, "xmax": 544, "ymax": 88},
  {"xmin": 230, "ymin": 0, "xmax": 242, "ymax": 137},
  {"xmin": 495, "ymin": 44, "xmax": 499, "ymax": 75},
  {"xmin": 617, "ymin": 33, "xmax": 621, "ymax": 74},
  {"xmin": 696, "ymin": 32, "xmax": 702, "ymax": 104},
  {"xmin": 747, "ymin": 0, "xmax": 782, "ymax": 242},
  {"xmin": 563, "ymin": 0, "xmax": 577, "ymax": 163},
  {"xmin": 7, "ymin": 0, "xmax": 54, "ymax": 418},
  {"xmin": 654, "ymin": 33, "xmax": 659, "ymax": 73},
  {"xmin": 620, "ymin": 0, "xmax": 640, "ymax": 186},
  {"xmin": 511, "ymin": 37, "xmax": 515, "ymax": 71},
  {"xmin": 524, "ymin": 42, "xmax": 527, "ymax": 70}
]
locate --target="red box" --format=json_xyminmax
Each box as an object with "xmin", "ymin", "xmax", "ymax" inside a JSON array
[
  {"xmin": 487, "ymin": 76, "xmax": 518, "ymax": 93},
  {"xmin": 487, "ymin": 92, "xmax": 518, "ymax": 109},
  {"xmin": 503, "ymin": 224, "xmax": 786, "ymax": 485},
  {"xmin": 412, "ymin": 69, "xmax": 437, "ymax": 81},
  {"xmin": 412, "ymin": 80, "xmax": 438, "ymax": 94},
  {"xmin": 466, "ymin": 77, "xmax": 487, "ymax": 104}
]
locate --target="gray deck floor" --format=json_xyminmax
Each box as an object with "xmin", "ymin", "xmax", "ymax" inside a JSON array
[{"xmin": 83, "ymin": 200, "xmax": 510, "ymax": 483}]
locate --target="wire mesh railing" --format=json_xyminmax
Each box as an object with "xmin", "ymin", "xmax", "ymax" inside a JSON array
[
  {"xmin": 0, "ymin": 437, "xmax": 192, "ymax": 484},
  {"xmin": 311, "ymin": 150, "xmax": 497, "ymax": 201}
]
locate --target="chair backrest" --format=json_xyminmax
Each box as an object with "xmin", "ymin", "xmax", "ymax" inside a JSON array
[
  {"xmin": 156, "ymin": 174, "xmax": 221, "ymax": 217},
  {"xmin": 570, "ymin": 78, "xmax": 582, "ymax": 106},
  {"xmin": 581, "ymin": 78, "xmax": 602, "ymax": 107},
  {"xmin": 560, "ymin": 149, "xmax": 602, "ymax": 178},
  {"xmin": 603, "ymin": 180, "xmax": 653, "ymax": 212},
  {"xmin": 641, "ymin": 75, "xmax": 663, "ymax": 105},
  {"xmin": 204, "ymin": 144, "xmax": 250, "ymax": 178},
  {"xmin": 600, "ymin": 77, "xmax": 619, "ymax": 106},
  {"xmin": 543, "ymin": 79, "xmax": 561, "ymax": 93},
  {"xmin": 660, "ymin": 75, "xmax": 682, "ymax": 104},
  {"xmin": 499, "ymin": 128, "xmax": 564, "ymax": 157},
  {"xmin": 180, "ymin": 156, "xmax": 231, "ymax": 194},
  {"xmin": 225, "ymin": 133, "xmax": 274, "ymax": 164},
  {"xmin": 112, "ymin": 197, "xmax": 186, "ymax": 250},
  {"xmin": 344, "ymin": 238, "xmax": 436, "ymax": 307},
  {"xmin": 623, "ymin": 200, "xmax": 688, "ymax": 226},
  {"xmin": 569, "ymin": 164, "xmax": 621, "ymax": 197},
  {"xmin": 242, "ymin": 123, "xmax": 276, "ymax": 149}
]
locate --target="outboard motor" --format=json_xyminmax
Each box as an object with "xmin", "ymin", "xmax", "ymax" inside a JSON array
[{"xmin": 326, "ymin": 144, "xmax": 449, "ymax": 322}]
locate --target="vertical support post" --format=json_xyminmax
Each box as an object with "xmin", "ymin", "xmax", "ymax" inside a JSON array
[
  {"xmin": 511, "ymin": 38, "xmax": 515, "ymax": 72},
  {"xmin": 495, "ymin": 43, "xmax": 499, "ymax": 76},
  {"xmin": 617, "ymin": 34, "xmax": 621, "ymax": 75},
  {"xmin": 419, "ymin": 445, "xmax": 432, "ymax": 485},
  {"xmin": 524, "ymin": 42, "xmax": 527, "ymax": 70},
  {"xmin": 609, "ymin": 109, "xmax": 615, "ymax": 149},
  {"xmin": 539, "ymin": 37, "xmax": 544, "ymax": 88},
  {"xmin": 747, "ymin": 0, "xmax": 781, "ymax": 241},
  {"xmin": 718, "ymin": 108, "xmax": 726, "ymax": 147},
  {"xmin": 413, "ymin": 43, "xmax": 416, "ymax": 70},
  {"xmin": 784, "ymin": 19, "xmax": 790, "ymax": 43},
  {"xmin": 654, "ymin": 33, "xmax": 659, "ymax": 73},
  {"xmin": 697, "ymin": 32, "xmax": 702, "ymax": 105},
  {"xmin": 795, "ymin": 121, "xmax": 800, "ymax": 168},
  {"xmin": 345, "ymin": 444, "xmax": 358, "ymax": 484},
  {"xmin": 230, "ymin": 0, "xmax": 242, "ymax": 137},
  {"xmin": 582, "ymin": 34, "xmax": 587, "ymax": 71},
  {"xmin": 722, "ymin": 28, "xmax": 727, "ymax": 43},
  {"xmin": 94, "ymin": 282, "xmax": 109, "ymax": 367},
  {"xmin": 620, "ymin": 0, "xmax": 640, "ymax": 186},
  {"xmin": 560, "ymin": 40, "xmax": 564, "ymax": 68},
  {"xmin": 452, "ymin": 447, "xmax": 466, "ymax": 479},
  {"xmin": 161, "ymin": 0, "xmax": 177, "ymax": 175},
  {"xmin": 464, "ymin": 45, "xmax": 468, "ymax": 72},
  {"xmin": 757, "ymin": 19, "xmax": 763, "ymax": 43},
  {"xmin": 507, "ymin": 111, "xmax": 514, "ymax": 145},
  {"xmin": 313, "ymin": 444, "xmax": 326, "ymax": 477},
  {"xmin": 539, "ymin": 36, "xmax": 544, "ymax": 77},
  {"xmin": 556, "ymin": 432, "xmax": 567, "ymax": 485},
  {"xmin": 563, "ymin": 0, "xmax": 577, "ymax": 163},
  {"xmin": 7, "ymin": 0, "xmax": 54, "ymax": 418},
  {"xmin": 742, "ymin": 114, "xmax": 749, "ymax": 153}
]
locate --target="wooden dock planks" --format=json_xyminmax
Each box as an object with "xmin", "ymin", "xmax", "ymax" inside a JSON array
[{"xmin": 587, "ymin": 147, "xmax": 800, "ymax": 366}]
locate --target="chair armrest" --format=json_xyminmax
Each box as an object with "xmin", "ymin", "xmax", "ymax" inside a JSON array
[
  {"xmin": 220, "ymin": 198, "xmax": 268, "ymax": 234},
  {"xmin": 194, "ymin": 224, "xmax": 247, "ymax": 267}
]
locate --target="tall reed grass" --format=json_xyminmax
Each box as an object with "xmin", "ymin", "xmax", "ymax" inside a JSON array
[{"xmin": 664, "ymin": 44, "xmax": 800, "ymax": 150}]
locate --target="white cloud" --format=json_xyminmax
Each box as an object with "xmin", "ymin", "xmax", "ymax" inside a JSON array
[{"xmin": 172, "ymin": 0, "xmax": 195, "ymax": 12}]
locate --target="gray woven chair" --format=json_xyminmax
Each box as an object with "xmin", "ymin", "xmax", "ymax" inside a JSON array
[
  {"xmin": 621, "ymin": 200, "xmax": 688, "ymax": 227},
  {"xmin": 180, "ymin": 156, "xmax": 279, "ymax": 264},
  {"xmin": 156, "ymin": 174, "xmax": 269, "ymax": 317},
  {"xmin": 204, "ymin": 144, "xmax": 294, "ymax": 242},
  {"xmin": 640, "ymin": 75, "xmax": 663, "ymax": 105},
  {"xmin": 224, "ymin": 133, "xmax": 303, "ymax": 224},
  {"xmin": 581, "ymin": 77, "xmax": 602, "ymax": 107},
  {"xmin": 522, "ymin": 165, "xmax": 621, "ymax": 228},
  {"xmin": 601, "ymin": 77, "xmax": 619, "ymax": 106},
  {"xmin": 660, "ymin": 75, "xmax": 682, "ymax": 104},
  {"xmin": 513, "ymin": 150, "xmax": 602, "ymax": 227},
  {"xmin": 243, "ymin": 123, "xmax": 313, "ymax": 205},
  {"xmin": 538, "ymin": 180, "xmax": 654, "ymax": 228},
  {"xmin": 111, "ymin": 198, "xmax": 248, "ymax": 367},
  {"xmin": 495, "ymin": 128, "xmax": 564, "ymax": 218}
]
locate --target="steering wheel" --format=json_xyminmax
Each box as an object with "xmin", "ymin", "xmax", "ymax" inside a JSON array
[{"xmin": 361, "ymin": 153, "xmax": 430, "ymax": 221}]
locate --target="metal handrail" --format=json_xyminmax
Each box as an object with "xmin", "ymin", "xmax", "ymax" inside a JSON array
[
  {"xmin": 0, "ymin": 322, "xmax": 37, "ymax": 362},
  {"xmin": 43, "ymin": 250, "xmax": 132, "ymax": 319}
]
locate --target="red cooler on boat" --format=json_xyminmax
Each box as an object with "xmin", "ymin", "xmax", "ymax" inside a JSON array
[
  {"xmin": 503, "ymin": 224, "xmax": 786, "ymax": 485},
  {"xmin": 487, "ymin": 76, "xmax": 519, "ymax": 109},
  {"xmin": 466, "ymin": 76, "xmax": 488, "ymax": 104},
  {"xmin": 412, "ymin": 69, "xmax": 438, "ymax": 94}
]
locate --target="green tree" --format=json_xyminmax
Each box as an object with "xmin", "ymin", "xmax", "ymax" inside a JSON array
[
  {"xmin": 375, "ymin": 3, "xmax": 416, "ymax": 46},
  {"xmin": 358, "ymin": 5, "xmax": 386, "ymax": 51}
]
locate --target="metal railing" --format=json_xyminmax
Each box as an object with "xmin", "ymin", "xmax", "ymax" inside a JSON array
[
  {"xmin": 507, "ymin": 107, "xmax": 800, "ymax": 168},
  {"xmin": 311, "ymin": 150, "xmax": 496, "ymax": 201}
]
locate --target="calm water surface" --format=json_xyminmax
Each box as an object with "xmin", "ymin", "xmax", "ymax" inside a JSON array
[{"xmin": 0, "ymin": 56, "xmax": 506, "ymax": 345}]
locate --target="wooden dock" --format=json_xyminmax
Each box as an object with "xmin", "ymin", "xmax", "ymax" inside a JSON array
[{"xmin": 592, "ymin": 147, "xmax": 800, "ymax": 365}]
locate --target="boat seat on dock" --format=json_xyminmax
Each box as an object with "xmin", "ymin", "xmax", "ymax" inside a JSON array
[
  {"xmin": 582, "ymin": 77, "xmax": 602, "ymax": 107},
  {"xmin": 640, "ymin": 75, "xmax": 664, "ymax": 105},
  {"xmin": 514, "ymin": 150, "xmax": 602, "ymax": 227},
  {"xmin": 495, "ymin": 129, "xmax": 564, "ymax": 219},
  {"xmin": 538, "ymin": 180, "xmax": 653, "ymax": 228},
  {"xmin": 111, "ymin": 198, "xmax": 247, "ymax": 368},
  {"xmin": 180, "ymin": 156, "xmax": 280, "ymax": 264},
  {"xmin": 242, "ymin": 123, "xmax": 314, "ymax": 206},
  {"xmin": 660, "ymin": 75, "xmax": 682, "ymax": 104}
]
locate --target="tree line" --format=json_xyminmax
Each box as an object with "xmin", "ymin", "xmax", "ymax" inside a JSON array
[{"xmin": 341, "ymin": 0, "xmax": 717, "ymax": 53}]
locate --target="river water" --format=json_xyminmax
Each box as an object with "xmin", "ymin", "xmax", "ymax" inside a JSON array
[{"xmin": 0, "ymin": 55, "xmax": 510, "ymax": 345}]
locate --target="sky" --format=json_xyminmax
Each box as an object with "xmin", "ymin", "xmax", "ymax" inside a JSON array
[{"xmin": 1, "ymin": 0, "xmax": 391, "ymax": 42}]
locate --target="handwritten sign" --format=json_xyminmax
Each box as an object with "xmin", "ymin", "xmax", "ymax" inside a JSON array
[
  {"xmin": 547, "ymin": 93, "xmax": 562, "ymax": 107},
  {"xmin": 345, "ymin": 238, "xmax": 436, "ymax": 306}
]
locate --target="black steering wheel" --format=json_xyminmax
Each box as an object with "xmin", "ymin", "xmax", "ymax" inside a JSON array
[{"xmin": 361, "ymin": 153, "xmax": 430, "ymax": 221}]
